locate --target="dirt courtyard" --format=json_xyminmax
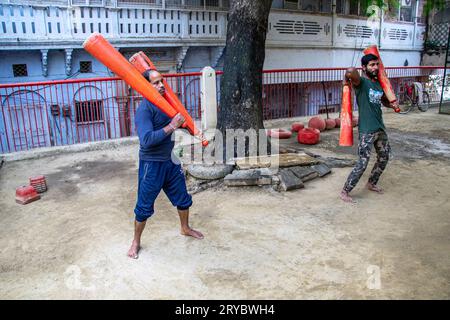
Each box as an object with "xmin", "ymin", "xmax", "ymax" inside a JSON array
[{"xmin": 0, "ymin": 107, "xmax": 449, "ymax": 299}]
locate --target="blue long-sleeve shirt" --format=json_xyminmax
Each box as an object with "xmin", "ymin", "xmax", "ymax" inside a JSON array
[{"xmin": 135, "ymin": 99, "xmax": 174, "ymax": 161}]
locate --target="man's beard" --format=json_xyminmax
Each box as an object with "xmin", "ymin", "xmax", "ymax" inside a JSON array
[{"xmin": 365, "ymin": 69, "xmax": 378, "ymax": 80}]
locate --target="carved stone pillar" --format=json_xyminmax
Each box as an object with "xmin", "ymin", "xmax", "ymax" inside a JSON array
[
  {"xmin": 40, "ymin": 49, "xmax": 49, "ymax": 77},
  {"xmin": 176, "ymin": 46, "xmax": 189, "ymax": 71},
  {"xmin": 65, "ymin": 48, "xmax": 73, "ymax": 76}
]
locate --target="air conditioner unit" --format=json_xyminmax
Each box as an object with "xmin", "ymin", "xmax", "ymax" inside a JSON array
[{"xmin": 402, "ymin": 0, "xmax": 412, "ymax": 7}]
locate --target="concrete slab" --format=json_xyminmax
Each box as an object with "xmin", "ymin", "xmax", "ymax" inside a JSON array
[
  {"xmin": 320, "ymin": 157, "xmax": 357, "ymax": 168},
  {"xmin": 279, "ymin": 169, "xmax": 305, "ymax": 191},
  {"xmin": 289, "ymin": 166, "xmax": 319, "ymax": 182},
  {"xmin": 311, "ymin": 163, "xmax": 332, "ymax": 177},
  {"xmin": 224, "ymin": 169, "xmax": 273, "ymax": 187},
  {"xmin": 187, "ymin": 164, "xmax": 234, "ymax": 180},
  {"xmin": 235, "ymin": 153, "xmax": 319, "ymax": 170},
  {"xmin": 225, "ymin": 169, "xmax": 260, "ymax": 186}
]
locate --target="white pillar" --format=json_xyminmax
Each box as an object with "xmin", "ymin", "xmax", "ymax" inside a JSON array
[
  {"xmin": 412, "ymin": 0, "xmax": 419, "ymax": 47},
  {"xmin": 200, "ymin": 66, "xmax": 217, "ymax": 131},
  {"xmin": 65, "ymin": 48, "xmax": 73, "ymax": 76},
  {"xmin": 331, "ymin": 0, "xmax": 337, "ymax": 47},
  {"xmin": 41, "ymin": 49, "xmax": 49, "ymax": 77},
  {"xmin": 180, "ymin": 11, "xmax": 189, "ymax": 39},
  {"xmin": 110, "ymin": 8, "xmax": 120, "ymax": 37},
  {"xmin": 219, "ymin": 12, "xmax": 227, "ymax": 38}
]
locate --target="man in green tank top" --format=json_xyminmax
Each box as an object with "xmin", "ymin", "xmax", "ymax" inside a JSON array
[{"xmin": 340, "ymin": 54, "xmax": 399, "ymax": 203}]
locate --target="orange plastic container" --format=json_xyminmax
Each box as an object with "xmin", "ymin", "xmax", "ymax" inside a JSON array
[
  {"xmin": 30, "ymin": 175, "xmax": 47, "ymax": 193},
  {"xmin": 16, "ymin": 185, "xmax": 40, "ymax": 205}
]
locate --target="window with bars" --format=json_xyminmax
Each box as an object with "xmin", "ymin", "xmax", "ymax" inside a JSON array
[
  {"xmin": 13, "ymin": 64, "xmax": 28, "ymax": 77},
  {"xmin": 284, "ymin": 0, "xmax": 299, "ymax": 10},
  {"xmin": 80, "ymin": 61, "xmax": 92, "ymax": 73},
  {"xmin": 75, "ymin": 100, "xmax": 104, "ymax": 123},
  {"xmin": 337, "ymin": 0, "xmax": 373, "ymax": 16}
]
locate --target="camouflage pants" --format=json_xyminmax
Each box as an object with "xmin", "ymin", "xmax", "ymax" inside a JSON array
[{"xmin": 343, "ymin": 130, "xmax": 391, "ymax": 193}]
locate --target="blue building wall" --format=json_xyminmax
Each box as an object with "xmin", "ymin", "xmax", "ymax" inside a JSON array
[
  {"xmin": 0, "ymin": 78, "xmax": 127, "ymax": 153},
  {"xmin": 0, "ymin": 49, "xmax": 114, "ymax": 83},
  {"xmin": 0, "ymin": 46, "xmax": 217, "ymax": 84},
  {"xmin": 0, "ymin": 44, "xmax": 216, "ymax": 153},
  {"xmin": 0, "ymin": 51, "xmax": 43, "ymax": 83}
]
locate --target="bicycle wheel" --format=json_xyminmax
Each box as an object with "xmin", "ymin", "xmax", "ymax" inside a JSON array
[
  {"xmin": 399, "ymin": 94, "xmax": 413, "ymax": 114},
  {"xmin": 418, "ymin": 91, "xmax": 430, "ymax": 112}
]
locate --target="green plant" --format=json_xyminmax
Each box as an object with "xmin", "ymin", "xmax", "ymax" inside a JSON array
[{"xmin": 424, "ymin": 39, "xmax": 441, "ymax": 51}]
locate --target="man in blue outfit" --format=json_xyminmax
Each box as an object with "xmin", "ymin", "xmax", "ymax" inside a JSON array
[{"xmin": 128, "ymin": 69, "xmax": 203, "ymax": 259}]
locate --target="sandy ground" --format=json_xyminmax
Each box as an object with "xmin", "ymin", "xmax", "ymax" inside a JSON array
[{"xmin": 0, "ymin": 107, "xmax": 449, "ymax": 299}]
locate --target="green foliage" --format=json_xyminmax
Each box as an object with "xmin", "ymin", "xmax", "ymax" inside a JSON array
[
  {"xmin": 423, "ymin": 0, "xmax": 446, "ymax": 16},
  {"xmin": 359, "ymin": 0, "xmax": 399, "ymax": 17},
  {"xmin": 424, "ymin": 39, "xmax": 445, "ymax": 52},
  {"xmin": 359, "ymin": 0, "xmax": 446, "ymax": 17}
]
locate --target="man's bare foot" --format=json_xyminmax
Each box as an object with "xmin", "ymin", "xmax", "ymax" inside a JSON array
[
  {"xmin": 181, "ymin": 227, "xmax": 204, "ymax": 239},
  {"xmin": 127, "ymin": 241, "xmax": 140, "ymax": 259},
  {"xmin": 367, "ymin": 183, "xmax": 384, "ymax": 194},
  {"xmin": 340, "ymin": 190, "xmax": 355, "ymax": 203}
]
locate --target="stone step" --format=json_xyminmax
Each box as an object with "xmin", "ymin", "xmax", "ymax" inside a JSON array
[
  {"xmin": 235, "ymin": 152, "xmax": 319, "ymax": 170},
  {"xmin": 224, "ymin": 169, "xmax": 273, "ymax": 187},
  {"xmin": 311, "ymin": 163, "xmax": 332, "ymax": 177},
  {"xmin": 187, "ymin": 164, "xmax": 234, "ymax": 180},
  {"xmin": 279, "ymin": 168, "xmax": 305, "ymax": 191},
  {"xmin": 288, "ymin": 166, "xmax": 319, "ymax": 182}
]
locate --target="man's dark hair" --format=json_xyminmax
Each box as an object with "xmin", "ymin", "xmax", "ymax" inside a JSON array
[
  {"xmin": 142, "ymin": 69, "xmax": 157, "ymax": 82},
  {"xmin": 361, "ymin": 54, "xmax": 379, "ymax": 67}
]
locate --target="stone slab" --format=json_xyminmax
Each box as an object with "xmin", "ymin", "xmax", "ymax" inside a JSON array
[
  {"xmin": 311, "ymin": 163, "xmax": 332, "ymax": 177},
  {"xmin": 224, "ymin": 169, "xmax": 273, "ymax": 187},
  {"xmin": 235, "ymin": 153, "xmax": 319, "ymax": 170},
  {"xmin": 257, "ymin": 176, "xmax": 273, "ymax": 186},
  {"xmin": 259, "ymin": 167, "xmax": 279, "ymax": 176},
  {"xmin": 187, "ymin": 164, "xmax": 234, "ymax": 180},
  {"xmin": 321, "ymin": 157, "xmax": 357, "ymax": 168},
  {"xmin": 224, "ymin": 169, "xmax": 259, "ymax": 187},
  {"xmin": 289, "ymin": 166, "xmax": 319, "ymax": 182},
  {"xmin": 279, "ymin": 169, "xmax": 304, "ymax": 191}
]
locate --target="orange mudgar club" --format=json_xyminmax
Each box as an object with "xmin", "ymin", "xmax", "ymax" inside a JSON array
[
  {"xmin": 83, "ymin": 33, "xmax": 208, "ymax": 146},
  {"xmin": 339, "ymin": 83, "xmax": 354, "ymax": 147},
  {"xmin": 363, "ymin": 45, "xmax": 397, "ymax": 105},
  {"xmin": 129, "ymin": 51, "xmax": 193, "ymax": 132}
]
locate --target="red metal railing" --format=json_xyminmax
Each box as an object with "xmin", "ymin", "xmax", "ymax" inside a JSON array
[
  {"xmin": 259, "ymin": 66, "xmax": 447, "ymax": 120},
  {"xmin": 1, "ymin": 67, "xmax": 447, "ymax": 154},
  {"xmin": 0, "ymin": 72, "xmax": 201, "ymax": 154}
]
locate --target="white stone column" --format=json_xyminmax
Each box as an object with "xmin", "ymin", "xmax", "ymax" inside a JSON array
[
  {"xmin": 412, "ymin": 0, "xmax": 419, "ymax": 48},
  {"xmin": 33, "ymin": 7, "xmax": 47, "ymax": 37},
  {"xmin": 41, "ymin": 49, "xmax": 49, "ymax": 77},
  {"xmin": 180, "ymin": 11, "xmax": 189, "ymax": 39},
  {"xmin": 62, "ymin": 6, "xmax": 72, "ymax": 37},
  {"xmin": 110, "ymin": 8, "xmax": 120, "ymax": 38},
  {"xmin": 65, "ymin": 48, "xmax": 73, "ymax": 76},
  {"xmin": 200, "ymin": 66, "xmax": 217, "ymax": 131},
  {"xmin": 331, "ymin": 0, "xmax": 337, "ymax": 47},
  {"xmin": 219, "ymin": 12, "xmax": 227, "ymax": 38}
]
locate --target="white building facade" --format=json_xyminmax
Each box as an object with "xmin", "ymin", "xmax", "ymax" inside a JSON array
[
  {"xmin": 0, "ymin": 0, "xmax": 427, "ymax": 83},
  {"xmin": 1, "ymin": 0, "xmax": 438, "ymax": 154}
]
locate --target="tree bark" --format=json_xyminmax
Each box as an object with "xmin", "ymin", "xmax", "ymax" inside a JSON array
[{"xmin": 217, "ymin": 0, "xmax": 273, "ymax": 158}]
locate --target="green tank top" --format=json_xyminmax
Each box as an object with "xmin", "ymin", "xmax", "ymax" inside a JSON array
[{"xmin": 354, "ymin": 77, "xmax": 386, "ymax": 134}]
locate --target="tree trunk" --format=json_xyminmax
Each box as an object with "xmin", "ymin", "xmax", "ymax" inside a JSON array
[{"xmin": 217, "ymin": 0, "xmax": 273, "ymax": 158}]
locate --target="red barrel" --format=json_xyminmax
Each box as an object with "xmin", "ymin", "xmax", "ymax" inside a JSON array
[{"xmin": 298, "ymin": 128, "xmax": 320, "ymax": 145}]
